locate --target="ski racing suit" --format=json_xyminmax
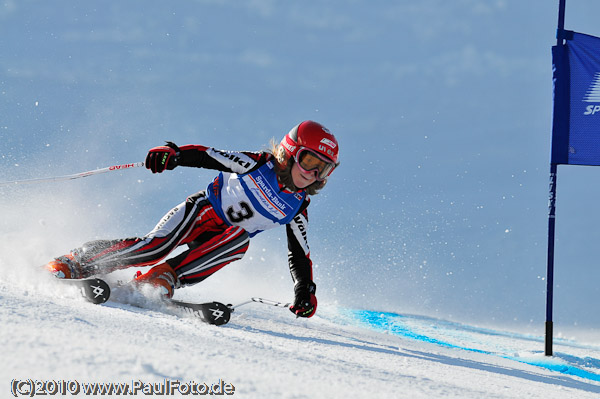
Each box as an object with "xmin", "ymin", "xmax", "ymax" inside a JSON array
[{"xmin": 71, "ymin": 146, "xmax": 314, "ymax": 290}]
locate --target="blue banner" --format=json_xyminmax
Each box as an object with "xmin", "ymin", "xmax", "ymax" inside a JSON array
[{"xmin": 552, "ymin": 31, "xmax": 600, "ymax": 165}]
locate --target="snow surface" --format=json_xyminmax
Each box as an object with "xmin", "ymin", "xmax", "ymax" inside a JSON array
[{"xmin": 1, "ymin": 269, "xmax": 599, "ymax": 399}]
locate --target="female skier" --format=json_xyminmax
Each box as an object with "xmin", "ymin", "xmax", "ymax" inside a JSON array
[{"xmin": 44, "ymin": 120, "xmax": 339, "ymax": 318}]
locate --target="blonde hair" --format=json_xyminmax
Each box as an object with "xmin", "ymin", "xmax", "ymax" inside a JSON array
[{"xmin": 269, "ymin": 139, "xmax": 325, "ymax": 195}]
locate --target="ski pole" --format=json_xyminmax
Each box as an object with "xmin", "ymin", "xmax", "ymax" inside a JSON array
[
  {"xmin": 0, "ymin": 161, "xmax": 145, "ymax": 186},
  {"xmin": 229, "ymin": 297, "xmax": 291, "ymax": 312}
]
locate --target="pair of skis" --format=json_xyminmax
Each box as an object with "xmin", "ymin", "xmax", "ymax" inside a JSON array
[{"xmin": 58, "ymin": 277, "xmax": 290, "ymax": 326}]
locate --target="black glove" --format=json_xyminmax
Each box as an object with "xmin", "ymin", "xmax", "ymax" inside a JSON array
[
  {"xmin": 289, "ymin": 281, "xmax": 317, "ymax": 318},
  {"xmin": 145, "ymin": 141, "xmax": 181, "ymax": 173}
]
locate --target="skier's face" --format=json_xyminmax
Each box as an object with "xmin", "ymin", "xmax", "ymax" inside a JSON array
[{"xmin": 291, "ymin": 161, "xmax": 317, "ymax": 188}]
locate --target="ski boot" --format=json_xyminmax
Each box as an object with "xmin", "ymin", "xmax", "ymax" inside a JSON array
[
  {"xmin": 133, "ymin": 263, "xmax": 178, "ymax": 299},
  {"xmin": 44, "ymin": 253, "xmax": 84, "ymax": 279}
]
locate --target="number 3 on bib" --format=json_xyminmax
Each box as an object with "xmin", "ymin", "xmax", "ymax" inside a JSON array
[{"xmin": 226, "ymin": 201, "xmax": 254, "ymax": 223}]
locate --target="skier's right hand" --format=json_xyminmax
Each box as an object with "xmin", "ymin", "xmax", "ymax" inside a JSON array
[{"xmin": 146, "ymin": 141, "xmax": 181, "ymax": 173}]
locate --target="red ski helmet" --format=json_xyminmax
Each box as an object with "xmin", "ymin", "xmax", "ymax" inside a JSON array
[{"xmin": 279, "ymin": 121, "xmax": 339, "ymax": 179}]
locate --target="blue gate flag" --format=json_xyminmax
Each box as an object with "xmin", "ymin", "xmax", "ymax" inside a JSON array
[{"xmin": 552, "ymin": 31, "xmax": 600, "ymax": 165}]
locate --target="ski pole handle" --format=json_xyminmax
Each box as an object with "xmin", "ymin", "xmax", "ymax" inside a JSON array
[{"xmin": 0, "ymin": 162, "xmax": 145, "ymax": 186}]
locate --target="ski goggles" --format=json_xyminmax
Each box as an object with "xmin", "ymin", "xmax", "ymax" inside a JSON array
[{"xmin": 295, "ymin": 148, "xmax": 337, "ymax": 181}]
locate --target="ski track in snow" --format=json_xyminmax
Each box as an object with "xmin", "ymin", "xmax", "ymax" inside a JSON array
[{"xmin": 1, "ymin": 277, "xmax": 600, "ymax": 399}]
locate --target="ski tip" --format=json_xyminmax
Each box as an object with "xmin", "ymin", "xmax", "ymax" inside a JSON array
[
  {"xmin": 55, "ymin": 277, "xmax": 111, "ymax": 304},
  {"xmin": 170, "ymin": 300, "xmax": 231, "ymax": 326},
  {"xmin": 206, "ymin": 301, "xmax": 231, "ymax": 326},
  {"xmin": 80, "ymin": 278, "xmax": 111, "ymax": 304}
]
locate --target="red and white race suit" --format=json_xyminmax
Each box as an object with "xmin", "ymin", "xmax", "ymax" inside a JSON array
[{"xmin": 73, "ymin": 146, "xmax": 313, "ymax": 288}]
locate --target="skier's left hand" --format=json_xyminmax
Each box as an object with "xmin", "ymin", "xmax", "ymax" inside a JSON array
[
  {"xmin": 146, "ymin": 141, "xmax": 181, "ymax": 173},
  {"xmin": 290, "ymin": 281, "xmax": 317, "ymax": 318}
]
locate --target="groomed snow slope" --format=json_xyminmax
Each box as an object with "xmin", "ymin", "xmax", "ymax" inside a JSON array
[{"xmin": 1, "ymin": 274, "xmax": 599, "ymax": 399}]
